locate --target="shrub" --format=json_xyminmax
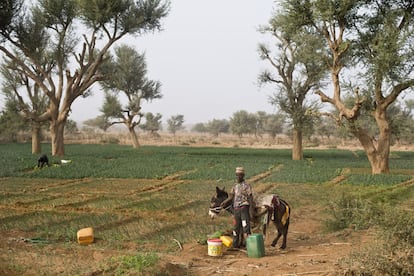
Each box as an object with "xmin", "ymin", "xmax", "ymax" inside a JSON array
[
  {"xmin": 324, "ymin": 193, "xmax": 383, "ymax": 231},
  {"xmin": 380, "ymin": 207, "xmax": 414, "ymax": 248},
  {"xmin": 100, "ymin": 137, "xmax": 120, "ymax": 144},
  {"xmin": 341, "ymin": 207, "xmax": 414, "ymax": 275},
  {"xmin": 109, "ymin": 252, "xmax": 159, "ymax": 275},
  {"xmin": 344, "ymin": 174, "xmax": 411, "ymax": 186}
]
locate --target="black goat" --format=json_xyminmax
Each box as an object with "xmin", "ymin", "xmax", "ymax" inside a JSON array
[{"xmin": 37, "ymin": 154, "xmax": 49, "ymax": 168}]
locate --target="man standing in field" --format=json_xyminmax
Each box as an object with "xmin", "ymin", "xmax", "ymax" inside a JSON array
[{"xmin": 220, "ymin": 167, "xmax": 254, "ymax": 248}]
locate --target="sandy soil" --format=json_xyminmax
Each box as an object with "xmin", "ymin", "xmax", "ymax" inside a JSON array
[
  {"xmin": 0, "ymin": 204, "xmax": 372, "ymax": 276},
  {"xmin": 160, "ymin": 209, "xmax": 371, "ymax": 276}
]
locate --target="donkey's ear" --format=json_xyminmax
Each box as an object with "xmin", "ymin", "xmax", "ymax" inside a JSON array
[
  {"xmin": 222, "ymin": 186, "xmax": 226, "ymax": 191},
  {"xmin": 216, "ymin": 186, "xmax": 225, "ymax": 193}
]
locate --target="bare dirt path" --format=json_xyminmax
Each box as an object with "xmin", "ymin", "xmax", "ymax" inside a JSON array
[
  {"xmin": 160, "ymin": 207, "xmax": 370, "ymax": 276},
  {"xmin": 0, "ymin": 203, "xmax": 370, "ymax": 276}
]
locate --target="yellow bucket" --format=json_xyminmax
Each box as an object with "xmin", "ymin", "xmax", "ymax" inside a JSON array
[
  {"xmin": 220, "ymin": 235, "xmax": 233, "ymax": 248},
  {"xmin": 207, "ymin": 238, "xmax": 223, "ymax": 256}
]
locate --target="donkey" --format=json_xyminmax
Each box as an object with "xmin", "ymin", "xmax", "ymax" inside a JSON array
[{"xmin": 209, "ymin": 186, "xmax": 290, "ymax": 249}]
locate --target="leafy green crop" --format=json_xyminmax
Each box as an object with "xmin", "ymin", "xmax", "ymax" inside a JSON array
[{"xmin": 1, "ymin": 144, "xmax": 414, "ymax": 184}]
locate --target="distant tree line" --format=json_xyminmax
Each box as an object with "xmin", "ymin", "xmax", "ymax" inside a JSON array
[{"xmin": 5, "ymin": 103, "xmax": 414, "ymax": 148}]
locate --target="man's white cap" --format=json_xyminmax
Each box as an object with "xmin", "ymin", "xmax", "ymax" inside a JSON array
[{"xmin": 235, "ymin": 167, "xmax": 245, "ymax": 174}]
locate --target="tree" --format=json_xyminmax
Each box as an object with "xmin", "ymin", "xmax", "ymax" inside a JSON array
[
  {"xmin": 395, "ymin": 99, "xmax": 414, "ymax": 144},
  {"xmin": 258, "ymin": 4, "xmax": 327, "ymax": 160},
  {"xmin": 314, "ymin": 116, "xmax": 336, "ymax": 140},
  {"xmin": 205, "ymin": 119, "xmax": 229, "ymax": 137},
  {"xmin": 139, "ymin": 112, "xmax": 162, "ymax": 137},
  {"xmin": 293, "ymin": 0, "xmax": 414, "ymax": 174},
  {"xmin": 1, "ymin": 58, "xmax": 49, "ymax": 153},
  {"xmin": 263, "ymin": 113, "xmax": 285, "ymax": 140},
  {"xmin": 0, "ymin": 0, "xmax": 170, "ymax": 156},
  {"xmin": 191, "ymin": 123, "xmax": 207, "ymax": 133},
  {"xmin": 100, "ymin": 44, "xmax": 162, "ymax": 148},
  {"xmin": 230, "ymin": 110, "xmax": 256, "ymax": 138},
  {"xmin": 83, "ymin": 115, "xmax": 108, "ymax": 131},
  {"xmin": 254, "ymin": 111, "xmax": 268, "ymax": 139},
  {"xmin": 0, "ymin": 0, "xmax": 22, "ymax": 34},
  {"xmin": 1, "ymin": 0, "xmax": 48, "ymax": 152},
  {"xmin": 361, "ymin": 99, "xmax": 414, "ymax": 146},
  {"xmin": 0, "ymin": 98, "xmax": 28, "ymax": 142},
  {"xmin": 167, "ymin": 114, "xmax": 184, "ymax": 135},
  {"xmin": 65, "ymin": 119, "xmax": 78, "ymax": 134}
]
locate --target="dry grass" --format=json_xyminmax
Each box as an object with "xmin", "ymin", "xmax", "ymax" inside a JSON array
[{"xmin": 63, "ymin": 130, "xmax": 414, "ymax": 152}]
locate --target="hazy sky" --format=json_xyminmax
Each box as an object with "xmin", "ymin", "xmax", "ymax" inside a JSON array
[
  {"xmin": 0, "ymin": 1, "xmax": 278, "ymax": 125},
  {"xmin": 70, "ymin": 0, "xmax": 278, "ymax": 124}
]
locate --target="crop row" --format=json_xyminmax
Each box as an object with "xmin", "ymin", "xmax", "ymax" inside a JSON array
[{"xmin": 1, "ymin": 144, "xmax": 413, "ymax": 185}]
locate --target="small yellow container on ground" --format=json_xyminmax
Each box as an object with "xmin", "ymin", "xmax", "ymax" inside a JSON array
[
  {"xmin": 219, "ymin": 235, "xmax": 233, "ymax": 248},
  {"xmin": 207, "ymin": 238, "xmax": 223, "ymax": 256},
  {"xmin": 77, "ymin": 227, "xmax": 94, "ymax": 245}
]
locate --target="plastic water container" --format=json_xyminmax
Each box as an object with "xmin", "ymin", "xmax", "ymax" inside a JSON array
[
  {"xmin": 219, "ymin": 235, "xmax": 232, "ymax": 247},
  {"xmin": 246, "ymin": 234, "xmax": 265, "ymax": 258},
  {"xmin": 77, "ymin": 227, "xmax": 94, "ymax": 245},
  {"xmin": 207, "ymin": 238, "xmax": 223, "ymax": 256}
]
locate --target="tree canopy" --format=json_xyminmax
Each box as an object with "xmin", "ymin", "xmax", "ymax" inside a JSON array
[
  {"xmin": 258, "ymin": 3, "xmax": 326, "ymax": 160},
  {"xmin": 140, "ymin": 112, "xmax": 162, "ymax": 137},
  {"xmin": 99, "ymin": 44, "xmax": 162, "ymax": 148},
  {"xmin": 0, "ymin": 0, "xmax": 170, "ymax": 155},
  {"xmin": 276, "ymin": 0, "xmax": 414, "ymax": 173}
]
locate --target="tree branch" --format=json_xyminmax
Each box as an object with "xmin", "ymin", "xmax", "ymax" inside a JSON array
[
  {"xmin": 314, "ymin": 89, "xmax": 334, "ymax": 104},
  {"xmin": 0, "ymin": 45, "xmax": 54, "ymax": 100}
]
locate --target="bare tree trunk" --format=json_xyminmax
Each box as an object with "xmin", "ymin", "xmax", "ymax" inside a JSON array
[
  {"xmin": 352, "ymin": 109, "xmax": 390, "ymax": 174},
  {"xmin": 31, "ymin": 122, "xmax": 41, "ymax": 154},
  {"xmin": 354, "ymin": 130, "xmax": 390, "ymax": 174},
  {"xmin": 372, "ymin": 108, "xmax": 391, "ymax": 174},
  {"xmin": 371, "ymin": 153, "xmax": 389, "ymax": 174},
  {"xmin": 48, "ymin": 97, "xmax": 72, "ymax": 156},
  {"xmin": 50, "ymin": 120, "xmax": 66, "ymax": 156},
  {"xmin": 292, "ymin": 128, "xmax": 303, "ymax": 160},
  {"xmin": 129, "ymin": 127, "xmax": 140, "ymax": 148},
  {"xmin": 49, "ymin": 103, "xmax": 68, "ymax": 157}
]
